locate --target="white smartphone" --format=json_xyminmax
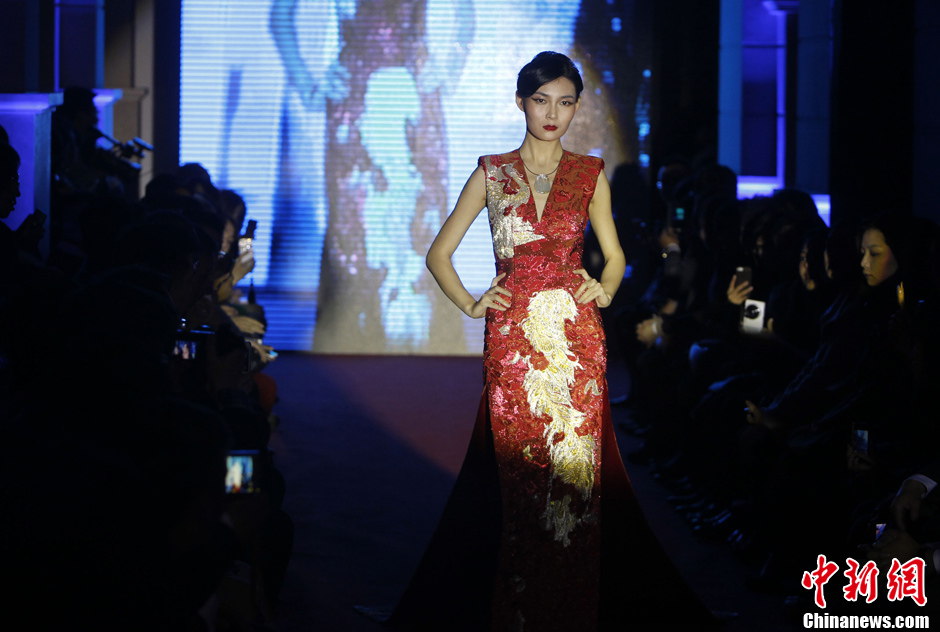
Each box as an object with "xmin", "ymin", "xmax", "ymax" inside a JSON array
[{"xmin": 741, "ymin": 299, "xmax": 766, "ymax": 334}]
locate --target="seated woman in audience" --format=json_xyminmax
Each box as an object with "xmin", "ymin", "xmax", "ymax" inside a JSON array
[
  {"xmin": 846, "ymin": 215, "xmax": 940, "ymax": 537},
  {"xmin": 643, "ymin": 191, "xmax": 814, "ymax": 384},
  {"xmin": 671, "ymin": 222, "xmax": 835, "ymax": 513},
  {"xmin": 740, "ymin": 212, "xmax": 928, "ymax": 593},
  {"xmin": 764, "ymin": 228, "xmax": 835, "ymax": 354},
  {"xmin": 214, "ymin": 189, "xmax": 265, "ymax": 337},
  {"xmin": 627, "ymin": 184, "xmax": 740, "ymax": 465},
  {"xmin": 746, "ymin": 213, "xmax": 909, "ymax": 433}
]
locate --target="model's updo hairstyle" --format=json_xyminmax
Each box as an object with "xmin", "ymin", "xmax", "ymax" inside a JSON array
[{"xmin": 516, "ymin": 51, "xmax": 584, "ymax": 100}]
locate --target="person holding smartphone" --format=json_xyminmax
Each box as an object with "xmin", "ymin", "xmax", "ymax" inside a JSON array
[{"xmin": 740, "ymin": 213, "xmax": 931, "ymax": 594}]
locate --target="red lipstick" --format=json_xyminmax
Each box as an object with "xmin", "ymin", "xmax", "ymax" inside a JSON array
[{"xmin": 543, "ymin": 125, "xmax": 557, "ymax": 131}]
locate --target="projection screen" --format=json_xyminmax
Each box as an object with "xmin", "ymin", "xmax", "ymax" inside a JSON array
[{"xmin": 181, "ymin": 0, "xmax": 651, "ymax": 354}]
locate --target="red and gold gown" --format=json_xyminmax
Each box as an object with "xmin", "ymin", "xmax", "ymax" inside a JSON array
[{"xmin": 388, "ymin": 150, "xmax": 714, "ymax": 631}]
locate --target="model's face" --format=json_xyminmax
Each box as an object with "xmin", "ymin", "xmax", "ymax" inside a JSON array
[
  {"xmin": 860, "ymin": 228, "xmax": 898, "ymax": 287},
  {"xmin": 516, "ymin": 77, "xmax": 580, "ymax": 141}
]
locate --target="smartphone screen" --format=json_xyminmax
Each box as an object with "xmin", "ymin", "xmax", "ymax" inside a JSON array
[
  {"xmin": 172, "ymin": 326, "xmax": 214, "ymax": 360},
  {"xmin": 238, "ymin": 220, "xmax": 257, "ymax": 254},
  {"xmin": 741, "ymin": 299, "xmax": 766, "ymax": 334},
  {"xmin": 852, "ymin": 429, "xmax": 870, "ymax": 454},
  {"xmin": 172, "ymin": 339, "xmax": 199, "ymax": 360},
  {"xmin": 225, "ymin": 450, "xmax": 260, "ymax": 494}
]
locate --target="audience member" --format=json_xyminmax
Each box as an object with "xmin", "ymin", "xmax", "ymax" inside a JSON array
[
  {"xmin": 51, "ymin": 86, "xmax": 105, "ymax": 196},
  {"xmin": 607, "ymin": 150, "xmax": 940, "ymax": 616},
  {"xmin": 0, "ymin": 142, "xmax": 46, "ymax": 271},
  {"xmin": 0, "ymin": 149, "xmax": 287, "ymax": 630}
]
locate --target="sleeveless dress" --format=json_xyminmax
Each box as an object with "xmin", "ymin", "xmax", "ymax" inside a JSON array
[
  {"xmin": 480, "ymin": 150, "xmax": 610, "ymax": 630},
  {"xmin": 387, "ymin": 150, "xmax": 715, "ymax": 631}
]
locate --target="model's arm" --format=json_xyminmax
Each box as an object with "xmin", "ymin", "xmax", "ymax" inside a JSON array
[
  {"xmin": 426, "ymin": 166, "xmax": 511, "ymax": 318},
  {"xmin": 575, "ymin": 170, "xmax": 626, "ymax": 307}
]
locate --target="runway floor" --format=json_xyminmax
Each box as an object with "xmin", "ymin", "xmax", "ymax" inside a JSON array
[{"xmin": 260, "ymin": 352, "xmax": 802, "ymax": 631}]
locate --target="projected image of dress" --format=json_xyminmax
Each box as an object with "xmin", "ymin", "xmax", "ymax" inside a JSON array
[
  {"xmin": 181, "ymin": 0, "xmax": 649, "ymax": 352},
  {"xmin": 266, "ymin": 0, "xmax": 340, "ymax": 292},
  {"xmin": 312, "ymin": 0, "xmax": 472, "ymax": 353}
]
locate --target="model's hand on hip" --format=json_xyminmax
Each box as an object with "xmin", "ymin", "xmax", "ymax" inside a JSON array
[
  {"xmin": 468, "ymin": 273, "xmax": 512, "ymax": 318},
  {"xmin": 574, "ymin": 269, "xmax": 611, "ymax": 307}
]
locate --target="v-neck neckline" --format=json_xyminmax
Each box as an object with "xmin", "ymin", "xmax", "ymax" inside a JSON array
[{"xmin": 518, "ymin": 149, "xmax": 565, "ymax": 224}]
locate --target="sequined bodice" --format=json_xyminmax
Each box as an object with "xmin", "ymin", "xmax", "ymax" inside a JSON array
[{"xmin": 480, "ymin": 150, "xmax": 602, "ymax": 295}]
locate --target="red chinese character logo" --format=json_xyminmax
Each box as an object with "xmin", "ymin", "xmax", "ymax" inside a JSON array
[
  {"xmin": 843, "ymin": 558, "xmax": 879, "ymax": 603},
  {"xmin": 886, "ymin": 557, "xmax": 927, "ymax": 606},
  {"xmin": 802, "ymin": 554, "xmax": 840, "ymax": 608}
]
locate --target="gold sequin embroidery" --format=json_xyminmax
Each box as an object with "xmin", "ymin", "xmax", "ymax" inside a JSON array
[
  {"xmin": 542, "ymin": 495, "xmax": 579, "ymax": 546},
  {"xmin": 583, "ymin": 379, "xmax": 601, "ymax": 396},
  {"xmin": 484, "ymin": 160, "xmax": 544, "ymax": 259},
  {"xmin": 519, "ymin": 289, "xmax": 596, "ymax": 545}
]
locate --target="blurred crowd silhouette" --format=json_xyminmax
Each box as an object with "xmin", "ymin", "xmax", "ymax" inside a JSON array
[
  {"xmin": 604, "ymin": 154, "xmax": 940, "ymax": 614},
  {"xmin": 1, "ymin": 113, "xmax": 289, "ymax": 631}
]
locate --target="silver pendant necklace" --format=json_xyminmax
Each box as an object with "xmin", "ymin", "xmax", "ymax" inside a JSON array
[{"xmin": 520, "ymin": 156, "xmax": 561, "ymax": 195}]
